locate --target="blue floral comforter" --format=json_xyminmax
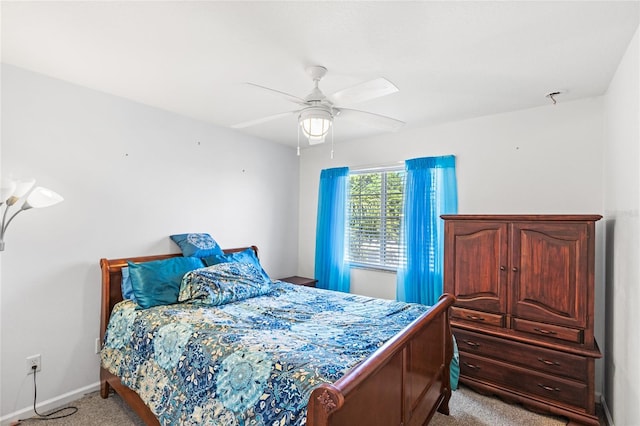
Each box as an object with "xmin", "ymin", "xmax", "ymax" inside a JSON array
[{"xmin": 102, "ymin": 265, "xmax": 433, "ymax": 425}]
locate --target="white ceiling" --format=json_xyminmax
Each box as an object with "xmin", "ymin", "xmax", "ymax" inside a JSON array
[{"xmin": 2, "ymin": 1, "xmax": 638, "ymax": 148}]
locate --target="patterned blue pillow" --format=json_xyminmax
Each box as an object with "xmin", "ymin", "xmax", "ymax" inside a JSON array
[
  {"xmin": 128, "ymin": 256, "xmax": 205, "ymax": 309},
  {"xmin": 170, "ymin": 233, "xmax": 224, "ymax": 258},
  {"xmin": 120, "ymin": 266, "xmax": 137, "ymax": 303},
  {"xmin": 179, "ymin": 262, "xmax": 272, "ymax": 306},
  {"xmin": 203, "ymin": 247, "xmax": 271, "ymax": 283}
]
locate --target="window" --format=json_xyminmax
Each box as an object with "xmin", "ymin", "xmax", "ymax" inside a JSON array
[{"xmin": 347, "ymin": 169, "xmax": 405, "ymax": 270}]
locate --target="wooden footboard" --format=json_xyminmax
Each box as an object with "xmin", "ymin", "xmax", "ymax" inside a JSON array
[
  {"xmin": 100, "ymin": 250, "xmax": 455, "ymax": 426},
  {"xmin": 307, "ymin": 293, "xmax": 455, "ymax": 426}
]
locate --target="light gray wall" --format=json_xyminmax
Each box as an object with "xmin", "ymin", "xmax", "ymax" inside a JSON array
[
  {"xmin": 0, "ymin": 64, "xmax": 299, "ymax": 422},
  {"xmin": 603, "ymin": 27, "xmax": 640, "ymax": 426}
]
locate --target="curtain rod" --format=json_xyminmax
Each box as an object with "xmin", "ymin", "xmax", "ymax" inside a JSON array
[
  {"xmin": 350, "ymin": 161, "xmax": 404, "ymax": 173},
  {"xmin": 349, "ymin": 154, "xmax": 456, "ymax": 173}
]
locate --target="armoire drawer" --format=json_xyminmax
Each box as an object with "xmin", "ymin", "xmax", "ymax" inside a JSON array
[
  {"xmin": 512, "ymin": 317, "xmax": 583, "ymax": 344},
  {"xmin": 451, "ymin": 307, "xmax": 504, "ymax": 327},
  {"xmin": 459, "ymin": 352, "xmax": 587, "ymax": 409},
  {"xmin": 454, "ymin": 328, "xmax": 588, "ymax": 381}
]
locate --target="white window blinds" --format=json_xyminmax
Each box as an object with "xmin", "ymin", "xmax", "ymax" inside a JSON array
[{"xmin": 347, "ymin": 169, "xmax": 405, "ymax": 270}]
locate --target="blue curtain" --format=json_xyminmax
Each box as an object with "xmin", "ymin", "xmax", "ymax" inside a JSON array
[
  {"xmin": 396, "ymin": 156, "xmax": 457, "ymax": 305},
  {"xmin": 314, "ymin": 167, "xmax": 350, "ymax": 292}
]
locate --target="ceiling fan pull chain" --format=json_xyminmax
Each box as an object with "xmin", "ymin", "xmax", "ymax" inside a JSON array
[
  {"xmin": 330, "ymin": 124, "xmax": 334, "ymax": 159},
  {"xmin": 297, "ymin": 122, "xmax": 301, "ymax": 156}
]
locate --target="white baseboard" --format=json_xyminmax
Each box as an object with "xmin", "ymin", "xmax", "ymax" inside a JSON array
[
  {"xmin": 601, "ymin": 394, "xmax": 615, "ymax": 426},
  {"xmin": 0, "ymin": 381, "xmax": 100, "ymax": 426}
]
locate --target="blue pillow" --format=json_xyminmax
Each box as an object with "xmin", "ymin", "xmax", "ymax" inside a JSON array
[
  {"xmin": 203, "ymin": 247, "xmax": 271, "ymax": 283},
  {"xmin": 121, "ymin": 266, "xmax": 137, "ymax": 303},
  {"xmin": 128, "ymin": 256, "xmax": 205, "ymax": 309},
  {"xmin": 170, "ymin": 233, "xmax": 224, "ymax": 258},
  {"xmin": 179, "ymin": 262, "xmax": 272, "ymax": 306}
]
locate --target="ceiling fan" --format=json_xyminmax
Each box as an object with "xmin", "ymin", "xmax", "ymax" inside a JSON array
[{"xmin": 232, "ymin": 66, "xmax": 404, "ymax": 147}]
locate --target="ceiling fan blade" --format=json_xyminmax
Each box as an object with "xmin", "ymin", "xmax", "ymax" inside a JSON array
[
  {"xmin": 245, "ymin": 83, "xmax": 308, "ymax": 106},
  {"xmin": 231, "ymin": 110, "xmax": 298, "ymax": 129},
  {"xmin": 337, "ymin": 108, "xmax": 405, "ymax": 131},
  {"xmin": 328, "ymin": 78, "xmax": 399, "ymax": 106}
]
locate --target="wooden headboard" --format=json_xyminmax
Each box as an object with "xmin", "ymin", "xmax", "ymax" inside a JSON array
[{"xmin": 99, "ymin": 246, "xmax": 258, "ymax": 345}]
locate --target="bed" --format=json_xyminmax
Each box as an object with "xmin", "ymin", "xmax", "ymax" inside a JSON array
[{"xmin": 100, "ymin": 246, "xmax": 455, "ymax": 425}]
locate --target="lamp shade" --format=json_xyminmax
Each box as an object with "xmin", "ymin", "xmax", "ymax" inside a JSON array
[
  {"xmin": 299, "ymin": 107, "xmax": 332, "ymax": 145},
  {"xmin": 1, "ymin": 179, "xmax": 16, "ymax": 204},
  {"xmin": 12, "ymin": 178, "xmax": 36, "ymax": 198},
  {"xmin": 24, "ymin": 186, "xmax": 64, "ymax": 209},
  {"xmin": 1, "ymin": 178, "xmax": 64, "ymax": 251}
]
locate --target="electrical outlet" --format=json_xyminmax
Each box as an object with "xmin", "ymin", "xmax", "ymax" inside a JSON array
[
  {"xmin": 26, "ymin": 354, "xmax": 41, "ymax": 375},
  {"xmin": 95, "ymin": 338, "xmax": 101, "ymax": 354}
]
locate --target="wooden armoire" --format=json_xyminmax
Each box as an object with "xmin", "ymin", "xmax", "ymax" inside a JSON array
[{"xmin": 442, "ymin": 214, "xmax": 602, "ymax": 426}]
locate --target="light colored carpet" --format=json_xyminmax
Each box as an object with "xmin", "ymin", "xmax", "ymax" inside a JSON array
[
  {"xmin": 431, "ymin": 386, "xmax": 567, "ymax": 426},
  {"xmin": 14, "ymin": 385, "xmax": 581, "ymax": 426}
]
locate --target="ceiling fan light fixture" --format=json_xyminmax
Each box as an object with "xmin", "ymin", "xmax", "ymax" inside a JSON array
[{"xmin": 299, "ymin": 107, "xmax": 333, "ymax": 145}]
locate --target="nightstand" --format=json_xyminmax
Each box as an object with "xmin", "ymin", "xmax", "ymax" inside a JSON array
[{"xmin": 279, "ymin": 276, "xmax": 318, "ymax": 287}]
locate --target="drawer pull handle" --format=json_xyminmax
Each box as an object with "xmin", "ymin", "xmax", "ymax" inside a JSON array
[
  {"xmin": 463, "ymin": 362, "xmax": 480, "ymax": 370},
  {"xmin": 500, "ymin": 266, "xmax": 506, "ymax": 271},
  {"xmin": 466, "ymin": 315, "xmax": 485, "ymax": 321},
  {"xmin": 533, "ymin": 327, "xmax": 557, "ymax": 335},
  {"xmin": 463, "ymin": 339, "xmax": 480, "ymax": 348},
  {"xmin": 537, "ymin": 357, "xmax": 560, "ymax": 367},
  {"xmin": 537, "ymin": 383, "xmax": 561, "ymax": 393}
]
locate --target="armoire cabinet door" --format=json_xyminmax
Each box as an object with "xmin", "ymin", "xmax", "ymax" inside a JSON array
[
  {"xmin": 444, "ymin": 221, "xmax": 508, "ymax": 314},
  {"xmin": 510, "ymin": 221, "xmax": 589, "ymax": 329}
]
